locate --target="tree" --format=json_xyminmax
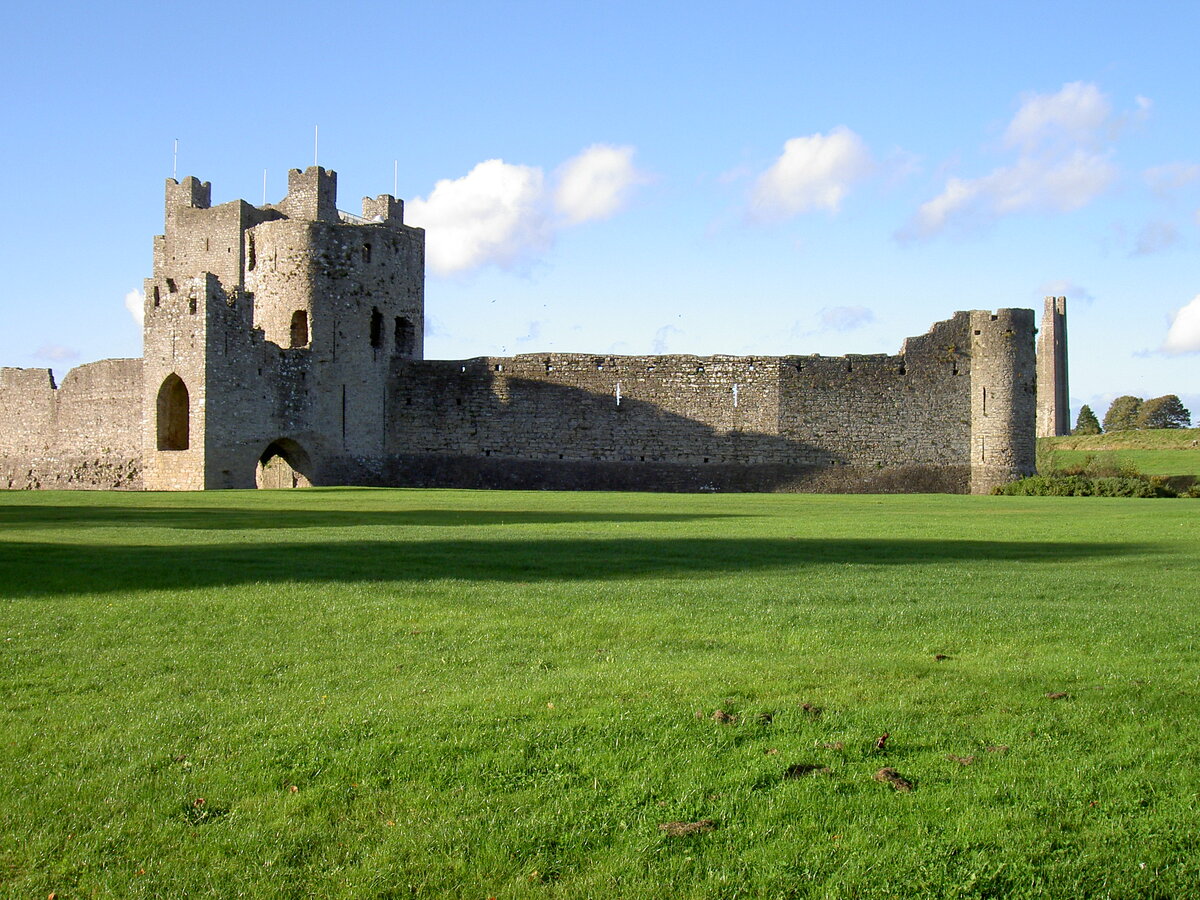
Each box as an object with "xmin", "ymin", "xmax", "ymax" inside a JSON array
[
  {"xmin": 1103, "ymin": 395, "xmax": 1142, "ymax": 432},
  {"xmin": 1073, "ymin": 405, "xmax": 1101, "ymax": 435},
  {"xmin": 1135, "ymin": 395, "xmax": 1192, "ymax": 429}
]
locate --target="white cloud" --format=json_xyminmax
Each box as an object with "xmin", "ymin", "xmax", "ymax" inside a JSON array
[
  {"xmin": 407, "ymin": 147, "xmax": 648, "ymax": 276},
  {"xmin": 516, "ymin": 321, "xmax": 543, "ymax": 344},
  {"xmin": 553, "ymin": 145, "xmax": 646, "ymax": 225},
  {"xmin": 33, "ymin": 344, "xmax": 80, "ymax": 363},
  {"xmin": 651, "ymin": 324, "xmax": 682, "ymax": 353},
  {"xmin": 818, "ymin": 306, "xmax": 874, "ymax": 332},
  {"xmin": 903, "ymin": 151, "xmax": 1115, "ymax": 239},
  {"xmin": 901, "ymin": 82, "xmax": 1121, "ymax": 240},
  {"xmin": 1040, "ymin": 280, "xmax": 1095, "ymax": 305},
  {"xmin": 750, "ymin": 127, "xmax": 873, "ymax": 220},
  {"xmin": 1163, "ymin": 294, "xmax": 1200, "ymax": 354},
  {"xmin": 1133, "ymin": 221, "xmax": 1180, "ymax": 256},
  {"xmin": 1144, "ymin": 162, "xmax": 1200, "ymax": 194},
  {"xmin": 1004, "ymin": 81, "xmax": 1111, "ymax": 151},
  {"xmin": 406, "ymin": 159, "xmax": 550, "ymax": 275},
  {"xmin": 125, "ymin": 288, "xmax": 144, "ymax": 326}
]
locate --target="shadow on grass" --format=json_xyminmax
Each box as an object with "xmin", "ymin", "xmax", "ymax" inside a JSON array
[
  {"xmin": 0, "ymin": 537, "xmax": 1151, "ymax": 598},
  {"xmin": 0, "ymin": 505, "xmax": 743, "ymax": 531}
]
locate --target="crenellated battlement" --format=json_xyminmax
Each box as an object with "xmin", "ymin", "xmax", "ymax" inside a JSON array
[
  {"xmin": 361, "ymin": 194, "xmax": 404, "ymax": 225},
  {"xmin": 280, "ymin": 165, "xmax": 339, "ymax": 223}
]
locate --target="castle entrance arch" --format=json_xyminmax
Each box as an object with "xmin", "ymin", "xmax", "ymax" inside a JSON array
[
  {"xmin": 156, "ymin": 374, "xmax": 190, "ymax": 450},
  {"xmin": 256, "ymin": 439, "xmax": 314, "ymax": 488}
]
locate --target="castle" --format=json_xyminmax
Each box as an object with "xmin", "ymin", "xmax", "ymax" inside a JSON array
[{"xmin": 0, "ymin": 166, "xmax": 1068, "ymax": 494}]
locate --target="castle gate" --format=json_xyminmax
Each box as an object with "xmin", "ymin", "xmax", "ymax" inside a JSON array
[{"xmin": 256, "ymin": 439, "xmax": 313, "ymax": 488}]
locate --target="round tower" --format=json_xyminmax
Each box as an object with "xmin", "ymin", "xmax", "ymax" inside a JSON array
[{"xmin": 969, "ymin": 309, "xmax": 1037, "ymax": 494}]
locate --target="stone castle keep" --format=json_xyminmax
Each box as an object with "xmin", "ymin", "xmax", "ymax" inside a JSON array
[{"xmin": 0, "ymin": 166, "xmax": 1068, "ymax": 494}]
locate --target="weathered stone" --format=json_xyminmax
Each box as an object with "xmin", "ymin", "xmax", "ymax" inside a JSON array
[{"xmin": 0, "ymin": 164, "xmax": 1058, "ymax": 494}]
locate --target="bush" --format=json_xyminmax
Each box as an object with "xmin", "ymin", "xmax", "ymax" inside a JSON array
[{"xmin": 992, "ymin": 474, "xmax": 1176, "ymax": 497}]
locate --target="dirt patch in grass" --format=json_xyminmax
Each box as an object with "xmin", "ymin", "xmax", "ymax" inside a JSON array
[
  {"xmin": 659, "ymin": 819, "xmax": 716, "ymax": 837},
  {"xmin": 784, "ymin": 763, "xmax": 832, "ymax": 778},
  {"xmin": 874, "ymin": 768, "xmax": 913, "ymax": 792}
]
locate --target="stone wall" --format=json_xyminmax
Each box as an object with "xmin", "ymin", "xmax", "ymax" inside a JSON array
[
  {"xmin": 0, "ymin": 359, "xmax": 143, "ymax": 489},
  {"xmin": 1036, "ymin": 296, "xmax": 1069, "ymax": 437},
  {"xmin": 0, "ymin": 162, "xmax": 1043, "ymax": 495},
  {"xmin": 139, "ymin": 167, "xmax": 425, "ymax": 489},
  {"xmin": 380, "ymin": 310, "xmax": 1024, "ymax": 493}
]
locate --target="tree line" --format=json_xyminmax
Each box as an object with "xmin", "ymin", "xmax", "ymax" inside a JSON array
[{"xmin": 1073, "ymin": 395, "xmax": 1192, "ymax": 434}]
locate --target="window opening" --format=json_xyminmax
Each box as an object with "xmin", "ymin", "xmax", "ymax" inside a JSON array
[
  {"xmin": 369, "ymin": 308, "xmax": 383, "ymax": 349},
  {"xmin": 290, "ymin": 310, "xmax": 309, "ymax": 348}
]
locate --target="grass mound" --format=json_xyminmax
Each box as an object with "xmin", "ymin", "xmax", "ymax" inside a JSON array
[{"xmin": 1039, "ymin": 428, "xmax": 1200, "ymax": 477}]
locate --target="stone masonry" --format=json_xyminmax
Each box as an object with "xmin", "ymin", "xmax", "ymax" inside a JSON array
[{"xmin": 0, "ymin": 165, "xmax": 1062, "ymax": 494}]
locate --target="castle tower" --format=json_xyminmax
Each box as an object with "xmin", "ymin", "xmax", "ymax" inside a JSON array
[
  {"xmin": 1036, "ymin": 296, "xmax": 1069, "ymax": 437},
  {"xmin": 141, "ymin": 168, "xmax": 425, "ymax": 490},
  {"xmin": 969, "ymin": 309, "xmax": 1037, "ymax": 494}
]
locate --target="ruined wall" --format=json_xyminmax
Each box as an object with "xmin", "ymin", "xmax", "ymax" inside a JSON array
[
  {"xmin": 140, "ymin": 167, "xmax": 425, "ymax": 489},
  {"xmin": 1036, "ymin": 296, "xmax": 1069, "ymax": 438},
  {"xmin": 0, "ymin": 359, "xmax": 143, "ymax": 489},
  {"xmin": 380, "ymin": 311, "xmax": 1029, "ymax": 493},
  {"xmin": 969, "ymin": 309, "xmax": 1038, "ymax": 493},
  {"xmin": 1, "ymin": 161, "xmax": 1043, "ymax": 496}
]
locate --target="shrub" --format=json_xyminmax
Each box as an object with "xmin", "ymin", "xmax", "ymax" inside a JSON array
[{"xmin": 993, "ymin": 474, "xmax": 1176, "ymax": 497}]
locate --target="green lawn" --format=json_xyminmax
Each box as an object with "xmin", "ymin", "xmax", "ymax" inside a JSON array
[
  {"xmin": 1040, "ymin": 428, "xmax": 1200, "ymax": 476},
  {"xmin": 1, "ymin": 488, "xmax": 1198, "ymax": 898}
]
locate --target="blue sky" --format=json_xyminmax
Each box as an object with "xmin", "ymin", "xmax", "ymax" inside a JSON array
[{"xmin": 2, "ymin": 0, "xmax": 1197, "ymax": 422}]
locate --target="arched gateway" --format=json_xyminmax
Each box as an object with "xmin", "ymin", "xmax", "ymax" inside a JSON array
[{"xmin": 256, "ymin": 439, "xmax": 313, "ymax": 488}]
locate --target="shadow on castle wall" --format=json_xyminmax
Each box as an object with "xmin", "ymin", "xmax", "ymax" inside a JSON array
[{"xmin": 378, "ymin": 368, "xmax": 969, "ymax": 493}]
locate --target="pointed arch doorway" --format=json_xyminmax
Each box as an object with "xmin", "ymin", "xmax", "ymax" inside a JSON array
[{"xmin": 256, "ymin": 439, "xmax": 314, "ymax": 488}]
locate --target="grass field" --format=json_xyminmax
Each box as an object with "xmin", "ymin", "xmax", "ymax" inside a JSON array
[
  {"xmin": 1039, "ymin": 427, "xmax": 1200, "ymax": 476},
  {"xmin": 1, "ymin": 488, "xmax": 1198, "ymax": 898}
]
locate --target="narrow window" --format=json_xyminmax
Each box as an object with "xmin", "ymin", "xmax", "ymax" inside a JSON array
[
  {"xmin": 188, "ymin": 298, "xmax": 197, "ymax": 315},
  {"xmin": 156, "ymin": 374, "xmax": 189, "ymax": 451},
  {"xmin": 369, "ymin": 307, "xmax": 383, "ymax": 348},
  {"xmin": 247, "ymin": 233, "xmax": 256, "ymax": 271},
  {"xmin": 290, "ymin": 310, "xmax": 309, "ymax": 348},
  {"xmin": 166, "ymin": 278, "xmax": 177, "ymax": 293},
  {"xmin": 153, "ymin": 286, "xmax": 160, "ymax": 307},
  {"xmin": 394, "ymin": 316, "xmax": 415, "ymax": 356},
  {"xmin": 362, "ymin": 243, "xmax": 372, "ymax": 263}
]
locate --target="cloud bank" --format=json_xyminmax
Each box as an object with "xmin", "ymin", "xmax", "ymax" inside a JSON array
[
  {"xmin": 901, "ymin": 82, "xmax": 1121, "ymax": 240},
  {"xmin": 407, "ymin": 145, "xmax": 647, "ymax": 275}
]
